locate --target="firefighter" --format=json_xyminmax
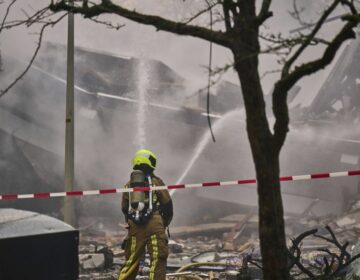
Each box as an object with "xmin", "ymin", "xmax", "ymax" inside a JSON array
[{"xmin": 118, "ymin": 149, "xmax": 173, "ymax": 280}]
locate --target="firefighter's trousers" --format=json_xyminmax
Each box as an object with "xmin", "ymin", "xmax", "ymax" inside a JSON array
[{"xmin": 118, "ymin": 212, "xmax": 168, "ymax": 280}]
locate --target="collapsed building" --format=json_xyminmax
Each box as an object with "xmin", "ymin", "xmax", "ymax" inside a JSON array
[
  {"xmin": 192, "ymin": 36, "xmax": 360, "ymax": 218},
  {"xmin": 0, "ymin": 42, "xmax": 244, "ymax": 223},
  {"xmin": 1, "ymin": 33, "xmax": 360, "ymax": 280},
  {"xmin": 0, "ymin": 36, "xmax": 359, "ymax": 226}
]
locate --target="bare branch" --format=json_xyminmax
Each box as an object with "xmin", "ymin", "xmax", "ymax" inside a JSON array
[
  {"xmin": 341, "ymin": 0, "xmax": 358, "ymax": 14},
  {"xmin": 257, "ymin": 0, "xmax": 273, "ymax": 25},
  {"xmin": 289, "ymin": 228, "xmax": 318, "ymax": 253},
  {"xmin": 2, "ymin": 6, "xmax": 53, "ymax": 30},
  {"xmin": 20, "ymin": 8, "xmax": 31, "ymax": 19},
  {"xmin": 88, "ymin": 17, "xmax": 124, "ymax": 30},
  {"xmin": 283, "ymin": 20, "xmax": 356, "ymax": 87},
  {"xmin": 194, "ymin": 62, "xmax": 234, "ymax": 96},
  {"xmin": 0, "ymin": 13, "xmax": 67, "ymax": 98},
  {"xmin": 343, "ymin": 13, "xmax": 360, "ymax": 22},
  {"xmin": 288, "ymin": 226, "xmax": 360, "ymax": 278},
  {"xmin": 222, "ymin": 0, "xmax": 232, "ymax": 31},
  {"xmin": 259, "ymin": 31, "xmax": 331, "ymax": 66},
  {"xmin": 287, "ymin": 228, "xmax": 318, "ymax": 277},
  {"xmin": 314, "ymin": 226, "xmax": 344, "ymax": 250},
  {"xmin": 260, "ymin": 69, "xmax": 281, "ymax": 80},
  {"xmin": 49, "ymin": 0, "xmax": 231, "ymax": 48},
  {"xmin": 181, "ymin": 1, "xmax": 219, "ymax": 25},
  {"xmin": 0, "ymin": 0, "xmax": 16, "ymax": 33},
  {"xmin": 288, "ymin": 0, "xmax": 313, "ymax": 30},
  {"xmin": 282, "ymin": 0, "xmax": 342, "ymax": 76},
  {"xmin": 211, "ymin": 62, "xmax": 234, "ymax": 76},
  {"xmin": 272, "ymin": 17, "xmax": 357, "ymax": 152}
]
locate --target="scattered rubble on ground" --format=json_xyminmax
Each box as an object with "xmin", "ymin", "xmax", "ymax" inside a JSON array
[{"xmin": 78, "ymin": 198, "xmax": 360, "ymax": 279}]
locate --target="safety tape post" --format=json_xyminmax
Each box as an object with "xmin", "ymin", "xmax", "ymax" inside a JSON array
[{"xmin": 1, "ymin": 169, "xmax": 360, "ymax": 201}]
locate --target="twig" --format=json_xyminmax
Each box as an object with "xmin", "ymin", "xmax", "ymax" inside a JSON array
[
  {"xmin": 89, "ymin": 16, "xmax": 124, "ymax": 30},
  {"xmin": 260, "ymin": 69, "xmax": 281, "ymax": 80},
  {"xmin": 182, "ymin": 1, "xmax": 219, "ymax": 25},
  {"xmin": 288, "ymin": 228, "xmax": 318, "ymax": 278},
  {"xmin": 288, "ymin": 0, "xmax": 313, "ymax": 29},
  {"xmin": 283, "ymin": 0, "xmax": 342, "ymax": 76},
  {"xmin": 0, "ymin": 0, "xmax": 17, "ymax": 33},
  {"xmin": 195, "ymin": 62, "xmax": 234, "ymax": 94},
  {"xmin": 2, "ymin": 6, "xmax": 53, "ymax": 30}
]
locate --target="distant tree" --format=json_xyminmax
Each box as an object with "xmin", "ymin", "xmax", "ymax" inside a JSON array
[{"xmin": 2, "ymin": 1, "xmax": 360, "ymax": 279}]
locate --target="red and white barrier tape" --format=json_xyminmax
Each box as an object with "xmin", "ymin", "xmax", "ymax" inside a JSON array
[{"xmin": 1, "ymin": 170, "xmax": 360, "ymax": 201}]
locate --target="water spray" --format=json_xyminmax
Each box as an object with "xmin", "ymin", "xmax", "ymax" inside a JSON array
[
  {"xmin": 135, "ymin": 59, "xmax": 150, "ymax": 149},
  {"xmin": 170, "ymin": 109, "xmax": 244, "ymax": 196}
]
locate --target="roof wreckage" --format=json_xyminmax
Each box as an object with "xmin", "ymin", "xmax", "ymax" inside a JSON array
[{"xmin": 0, "ymin": 37, "xmax": 359, "ymax": 220}]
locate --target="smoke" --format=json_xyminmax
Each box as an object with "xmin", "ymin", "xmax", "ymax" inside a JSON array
[{"xmin": 0, "ymin": 0, "xmax": 359, "ymax": 230}]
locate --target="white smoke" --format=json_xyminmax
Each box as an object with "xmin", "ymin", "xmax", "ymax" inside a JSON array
[{"xmin": 0, "ymin": 0, "xmax": 358, "ymax": 227}]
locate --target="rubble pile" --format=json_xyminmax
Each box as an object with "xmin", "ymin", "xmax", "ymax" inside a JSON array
[
  {"xmin": 78, "ymin": 201, "xmax": 360, "ymax": 279},
  {"xmin": 292, "ymin": 199, "xmax": 360, "ymax": 244},
  {"xmin": 78, "ymin": 230, "xmax": 125, "ymax": 280},
  {"xmin": 77, "ymin": 217, "xmax": 262, "ymax": 280}
]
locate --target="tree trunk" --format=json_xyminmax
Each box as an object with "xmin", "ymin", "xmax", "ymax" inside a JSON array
[
  {"xmin": 233, "ymin": 52, "xmax": 289, "ymax": 279},
  {"xmin": 256, "ymin": 155, "xmax": 289, "ymax": 280}
]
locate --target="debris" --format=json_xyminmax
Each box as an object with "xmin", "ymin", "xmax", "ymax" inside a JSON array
[
  {"xmin": 222, "ymin": 212, "xmax": 253, "ymax": 251},
  {"xmin": 237, "ymin": 241, "xmax": 256, "ymax": 253},
  {"xmin": 171, "ymin": 223, "xmax": 237, "ymax": 237},
  {"xmin": 80, "ymin": 253, "xmax": 106, "ymax": 270},
  {"xmin": 336, "ymin": 216, "xmax": 357, "ymax": 227},
  {"xmin": 77, "ymin": 197, "xmax": 360, "ymax": 279},
  {"xmin": 169, "ymin": 239, "xmax": 184, "ymax": 253}
]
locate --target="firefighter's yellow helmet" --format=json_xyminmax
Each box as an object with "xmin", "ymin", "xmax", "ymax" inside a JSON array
[{"xmin": 132, "ymin": 149, "xmax": 157, "ymax": 169}]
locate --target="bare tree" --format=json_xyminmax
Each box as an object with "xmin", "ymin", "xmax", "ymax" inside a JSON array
[
  {"xmin": 3, "ymin": 0, "xmax": 360, "ymax": 279},
  {"xmin": 45, "ymin": 1, "xmax": 360, "ymax": 279}
]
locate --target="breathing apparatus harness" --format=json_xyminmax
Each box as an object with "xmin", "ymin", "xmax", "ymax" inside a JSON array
[{"xmin": 127, "ymin": 170, "xmax": 158, "ymax": 225}]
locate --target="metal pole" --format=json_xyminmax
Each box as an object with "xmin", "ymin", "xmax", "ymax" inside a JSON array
[{"xmin": 64, "ymin": 8, "xmax": 75, "ymax": 226}]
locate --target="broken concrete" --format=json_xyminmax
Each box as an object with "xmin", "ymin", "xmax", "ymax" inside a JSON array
[{"xmin": 77, "ymin": 197, "xmax": 360, "ymax": 279}]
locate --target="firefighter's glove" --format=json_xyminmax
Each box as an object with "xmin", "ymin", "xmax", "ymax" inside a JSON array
[{"xmin": 160, "ymin": 200, "xmax": 173, "ymax": 227}]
